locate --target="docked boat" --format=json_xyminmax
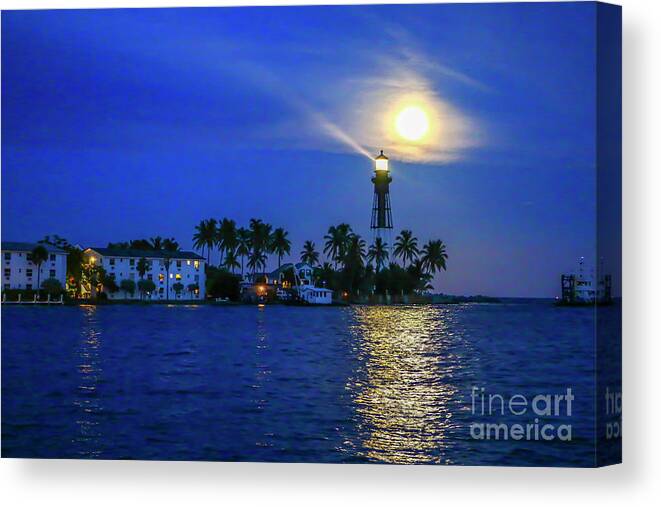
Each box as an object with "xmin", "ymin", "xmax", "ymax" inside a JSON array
[{"xmin": 559, "ymin": 257, "xmax": 612, "ymax": 305}]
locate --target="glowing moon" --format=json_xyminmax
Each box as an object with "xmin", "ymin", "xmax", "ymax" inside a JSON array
[{"xmin": 395, "ymin": 106, "xmax": 430, "ymax": 141}]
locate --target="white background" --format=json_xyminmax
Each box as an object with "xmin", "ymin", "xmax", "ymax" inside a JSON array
[{"xmin": 1, "ymin": 0, "xmax": 659, "ymax": 505}]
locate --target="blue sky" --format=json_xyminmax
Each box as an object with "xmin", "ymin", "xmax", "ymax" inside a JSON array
[{"xmin": 2, "ymin": 3, "xmax": 603, "ymax": 297}]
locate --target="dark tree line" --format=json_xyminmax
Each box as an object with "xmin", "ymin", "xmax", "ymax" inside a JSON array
[{"xmin": 193, "ymin": 219, "xmax": 448, "ymax": 297}]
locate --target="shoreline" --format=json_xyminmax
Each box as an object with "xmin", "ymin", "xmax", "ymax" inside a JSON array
[
  {"xmin": 3, "ymin": 296, "xmax": 618, "ymax": 308},
  {"xmin": 2, "ymin": 296, "xmax": 512, "ymax": 308}
]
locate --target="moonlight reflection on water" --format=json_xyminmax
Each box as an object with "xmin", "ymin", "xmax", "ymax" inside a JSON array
[
  {"xmin": 347, "ymin": 305, "xmax": 473, "ymax": 464},
  {"xmin": 74, "ymin": 305, "xmax": 104, "ymax": 458}
]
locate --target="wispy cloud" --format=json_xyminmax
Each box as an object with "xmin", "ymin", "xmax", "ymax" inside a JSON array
[
  {"xmin": 234, "ymin": 18, "xmax": 486, "ymax": 164},
  {"xmin": 329, "ymin": 62, "xmax": 482, "ymax": 163},
  {"xmin": 52, "ymin": 9, "xmax": 486, "ymax": 165}
]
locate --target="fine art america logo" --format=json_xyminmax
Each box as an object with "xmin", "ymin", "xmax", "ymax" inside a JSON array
[
  {"xmin": 605, "ymin": 387, "xmax": 622, "ymax": 440},
  {"xmin": 469, "ymin": 386, "xmax": 574, "ymax": 442}
]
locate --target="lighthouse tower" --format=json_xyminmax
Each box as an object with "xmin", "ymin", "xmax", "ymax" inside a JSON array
[{"xmin": 370, "ymin": 150, "xmax": 393, "ymax": 248}]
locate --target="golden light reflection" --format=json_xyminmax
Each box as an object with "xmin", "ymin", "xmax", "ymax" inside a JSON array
[
  {"xmin": 74, "ymin": 304, "xmax": 104, "ymax": 458},
  {"xmin": 346, "ymin": 306, "xmax": 464, "ymax": 464},
  {"xmin": 252, "ymin": 306, "xmax": 273, "ymax": 449}
]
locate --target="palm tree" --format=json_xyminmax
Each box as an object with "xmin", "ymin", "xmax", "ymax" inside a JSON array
[
  {"xmin": 408, "ymin": 259, "xmax": 434, "ymax": 294},
  {"xmin": 323, "ymin": 223, "xmax": 352, "ymax": 268},
  {"xmin": 323, "ymin": 225, "xmax": 342, "ymax": 267},
  {"xmin": 393, "ymin": 230, "xmax": 419, "ymax": 268},
  {"xmin": 108, "ymin": 241, "xmax": 130, "ymax": 250},
  {"xmin": 300, "ymin": 240, "xmax": 319, "ymax": 266},
  {"xmin": 247, "ymin": 249, "xmax": 267, "ymax": 275},
  {"xmin": 342, "ymin": 234, "xmax": 366, "ymax": 271},
  {"xmin": 163, "ymin": 256, "xmax": 172, "ymax": 300},
  {"xmin": 341, "ymin": 233, "xmax": 366, "ymax": 294},
  {"xmin": 136, "ymin": 257, "xmax": 151, "ymax": 300},
  {"xmin": 216, "ymin": 218, "xmax": 237, "ymax": 266},
  {"xmin": 129, "ymin": 239, "xmax": 152, "ymax": 250},
  {"xmin": 223, "ymin": 249, "xmax": 240, "ymax": 273},
  {"xmin": 162, "ymin": 237, "xmax": 179, "ymax": 251},
  {"xmin": 235, "ymin": 227, "xmax": 251, "ymax": 277},
  {"xmin": 270, "ymin": 227, "xmax": 291, "ymax": 268},
  {"xmin": 260, "ymin": 222, "xmax": 273, "ymax": 265},
  {"xmin": 248, "ymin": 218, "xmax": 272, "ymax": 272},
  {"xmin": 149, "ymin": 236, "xmax": 163, "ymax": 250},
  {"xmin": 136, "ymin": 257, "xmax": 150, "ymax": 279},
  {"xmin": 421, "ymin": 239, "xmax": 448, "ymax": 275},
  {"xmin": 30, "ymin": 245, "xmax": 49, "ymax": 296},
  {"xmin": 367, "ymin": 237, "xmax": 389, "ymax": 273},
  {"xmin": 192, "ymin": 218, "xmax": 217, "ymax": 264}
]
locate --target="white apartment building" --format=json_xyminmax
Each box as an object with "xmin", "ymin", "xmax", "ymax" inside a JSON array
[
  {"xmin": 83, "ymin": 247, "xmax": 206, "ymax": 300},
  {"xmin": 1, "ymin": 241, "xmax": 68, "ymax": 290}
]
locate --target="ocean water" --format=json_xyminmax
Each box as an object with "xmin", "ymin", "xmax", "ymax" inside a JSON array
[{"xmin": 2, "ymin": 301, "xmax": 609, "ymax": 465}]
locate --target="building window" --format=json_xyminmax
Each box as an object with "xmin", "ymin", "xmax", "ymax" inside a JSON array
[
  {"xmin": 159, "ymin": 274, "xmax": 165, "ymax": 283},
  {"xmin": 49, "ymin": 269, "xmax": 56, "ymax": 278},
  {"xmin": 194, "ymin": 274, "xmax": 199, "ymax": 282},
  {"xmin": 27, "ymin": 253, "xmax": 33, "ymax": 262},
  {"xmin": 129, "ymin": 258, "xmax": 135, "ymax": 266},
  {"xmin": 186, "ymin": 260, "xmax": 191, "ymax": 265},
  {"xmin": 194, "ymin": 260, "xmax": 200, "ymax": 270},
  {"xmin": 4, "ymin": 253, "xmax": 10, "ymax": 261},
  {"xmin": 3, "ymin": 283, "xmax": 9, "ymax": 289},
  {"xmin": 109, "ymin": 258, "xmax": 115, "ymax": 266},
  {"xmin": 147, "ymin": 274, "xmax": 153, "ymax": 281},
  {"xmin": 4, "ymin": 268, "xmax": 10, "ymax": 279},
  {"xmin": 49, "ymin": 254, "xmax": 56, "ymax": 261},
  {"xmin": 176, "ymin": 260, "xmax": 182, "ymax": 268},
  {"xmin": 175, "ymin": 273, "xmax": 182, "ymax": 281},
  {"xmin": 129, "ymin": 273, "xmax": 135, "ymax": 280},
  {"xmin": 26, "ymin": 269, "xmax": 32, "ymax": 278}
]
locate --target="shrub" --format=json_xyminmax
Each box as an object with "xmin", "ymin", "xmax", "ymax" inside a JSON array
[
  {"xmin": 206, "ymin": 267, "xmax": 240, "ymax": 300},
  {"xmin": 41, "ymin": 277, "xmax": 64, "ymax": 296},
  {"xmin": 102, "ymin": 273, "xmax": 119, "ymax": 293},
  {"xmin": 137, "ymin": 279, "xmax": 156, "ymax": 298},
  {"xmin": 120, "ymin": 279, "xmax": 136, "ymax": 296}
]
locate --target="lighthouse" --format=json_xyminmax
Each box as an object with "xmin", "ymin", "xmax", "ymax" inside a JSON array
[{"xmin": 370, "ymin": 150, "xmax": 393, "ymax": 247}]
